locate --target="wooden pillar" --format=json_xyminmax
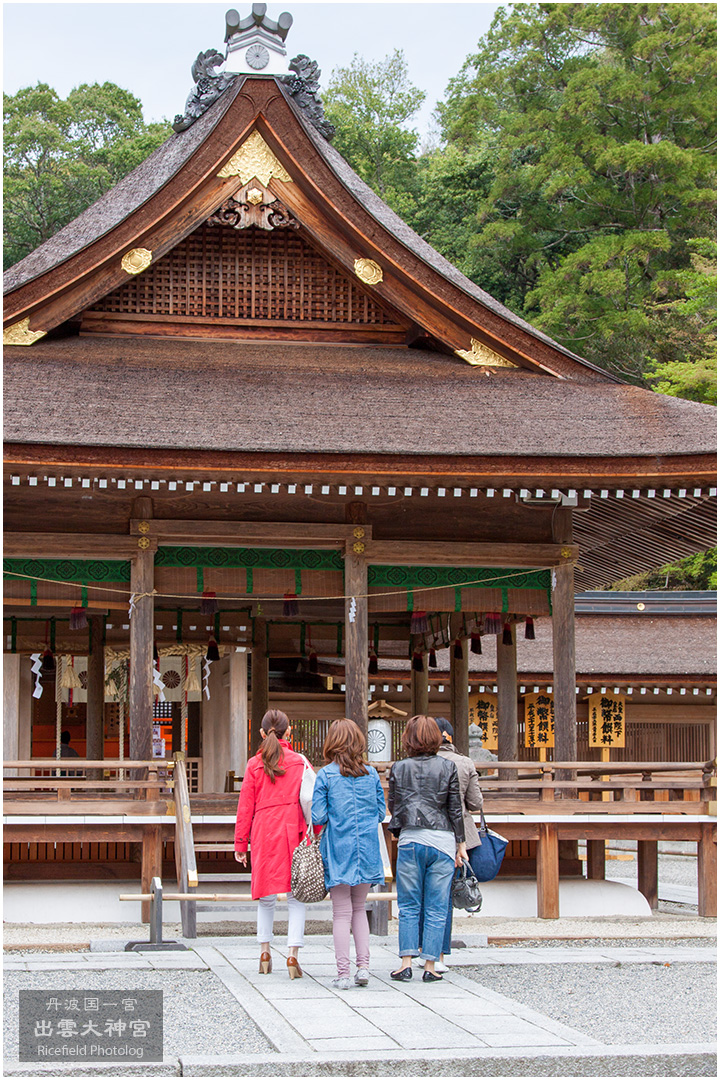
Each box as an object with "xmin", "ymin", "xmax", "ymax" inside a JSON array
[
  {"xmin": 449, "ymin": 616, "xmax": 469, "ymax": 755},
  {"xmin": 230, "ymin": 651, "xmax": 248, "ymax": 774},
  {"xmin": 3, "ymin": 654, "xmax": 31, "ymax": 772},
  {"xmin": 410, "ymin": 643, "xmax": 429, "ymax": 718},
  {"xmin": 86, "ymin": 615, "xmax": 105, "ymax": 767},
  {"xmin": 586, "ymin": 839, "xmax": 606, "ymax": 880},
  {"xmin": 129, "ymin": 499, "xmax": 154, "ymax": 766},
  {"xmin": 537, "ymin": 822, "xmax": 560, "ymax": 918},
  {"xmin": 250, "ymin": 618, "xmax": 269, "ymax": 756},
  {"xmin": 344, "ymin": 546, "xmax": 368, "ymax": 735},
  {"xmin": 697, "ymin": 823, "xmax": 717, "ymax": 918},
  {"xmin": 637, "ymin": 840, "xmax": 658, "ymax": 910},
  {"xmin": 552, "ymin": 509, "xmax": 576, "ymax": 781},
  {"xmin": 140, "ymin": 824, "xmax": 162, "ymax": 924},
  {"xmin": 497, "ymin": 624, "xmax": 518, "ymax": 774}
]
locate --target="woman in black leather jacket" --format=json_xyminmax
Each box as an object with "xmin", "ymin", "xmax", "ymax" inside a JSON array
[{"xmin": 388, "ymin": 715, "xmax": 467, "ymax": 982}]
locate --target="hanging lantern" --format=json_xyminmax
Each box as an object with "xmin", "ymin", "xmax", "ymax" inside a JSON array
[
  {"xmin": 206, "ymin": 636, "xmax": 220, "ymax": 662},
  {"xmin": 41, "ymin": 647, "xmax": 55, "ymax": 673},
  {"xmin": 283, "ymin": 593, "xmax": 299, "ymax": 617},
  {"xmin": 201, "ymin": 590, "xmax": 219, "ymax": 615},
  {"xmin": 410, "ymin": 610, "xmax": 429, "ymax": 635},
  {"xmin": 69, "ymin": 607, "xmax": 88, "ymax": 630},
  {"xmin": 525, "ymin": 616, "xmax": 536, "ymax": 640}
]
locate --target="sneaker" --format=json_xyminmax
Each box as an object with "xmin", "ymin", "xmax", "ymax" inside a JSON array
[
  {"xmin": 354, "ymin": 968, "xmax": 370, "ymax": 986},
  {"xmin": 332, "ymin": 977, "xmax": 352, "ymax": 991},
  {"xmin": 415, "ymin": 958, "xmax": 448, "ymax": 973}
]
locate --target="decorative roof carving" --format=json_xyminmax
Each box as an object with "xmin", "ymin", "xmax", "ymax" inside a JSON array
[
  {"xmin": 282, "ymin": 56, "xmax": 335, "ymax": 140},
  {"xmin": 456, "ymin": 338, "xmax": 519, "ymax": 368},
  {"xmin": 173, "ymin": 48, "xmax": 235, "ymax": 133},
  {"xmin": 225, "ymin": 4, "xmax": 294, "ymax": 75},
  {"xmin": 3, "ymin": 317, "xmax": 46, "ymax": 347},
  {"xmin": 217, "ymin": 130, "xmax": 292, "ymax": 184},
  {"xmin": 206, "ymin": 191, "xmax": 299, "ymax": 231},
  {"xmin": 354, "ymin": 259, "xmax": 383, "ymax": 285}
]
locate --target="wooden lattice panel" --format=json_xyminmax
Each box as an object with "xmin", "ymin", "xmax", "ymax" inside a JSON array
[{"xmin": 86, "ymin": 225, "xmax": 408, "ymax": 341}]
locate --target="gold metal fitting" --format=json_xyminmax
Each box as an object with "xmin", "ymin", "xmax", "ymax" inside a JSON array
[
  {"xmin": 352, "ymin": 541, "xmax": 366, "ymax": 553},
  {"xmin": 138, "ymin": 537, "xmax": 151, "ymax": 550},
  {"xmin": 138, "ymin": 521, "xmax": 150, "ymax": 534},
  {"xmin": 353, "ymin": 527, "xmax": 365, "ymax": 538}
]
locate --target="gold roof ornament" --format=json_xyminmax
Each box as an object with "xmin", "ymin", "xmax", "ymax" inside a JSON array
[
  {"xmin": 218, "ymin": 130, "xmax": 292, "ymax": 184},
  {"xmin": 456, "ymin": 338, "xmax": 518, "ymax": 368},
  {"xmin": 354, "ymin": 258, "xmax": 383, "ymax": 285},
  {"xmin": 121, "ymin": 248, "xmax": 153, "ymax": 275},
  {"xmin": 3, "ymin": 317, "xmax": 47, "ymax": 347}
]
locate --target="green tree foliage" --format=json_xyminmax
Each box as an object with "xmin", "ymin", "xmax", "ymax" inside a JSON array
[
  {"xmin": 323, "ymin": 50, "xmax": 425, "ymax": 213},
  {"xmin": 4, "ymin": 82, "xmax": 171, "ymax": 269},
  {"xmin": 608, "ymin": 548, "xmax": 717, "ymax": 591},
  {"xmin": 436, "ymin": 3, "xmax": 717, "ymax": 383}
]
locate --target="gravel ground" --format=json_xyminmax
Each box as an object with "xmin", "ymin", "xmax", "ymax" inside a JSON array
[
  {"xmin": 4, "ymin": 913, "xmax": 715, "ymax": 948},
  {"xmin": 463, "ymin": 962, "xmax": 717, "ymax": 1045},
  {"xmin": 3, "ymin": 970, "xmax": 274, "ymax": 1063}
]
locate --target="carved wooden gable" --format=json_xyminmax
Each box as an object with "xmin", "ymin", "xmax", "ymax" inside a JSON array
[{"xmin": 81, "ymin": 186, "xmax": 411, "ymax": 345}]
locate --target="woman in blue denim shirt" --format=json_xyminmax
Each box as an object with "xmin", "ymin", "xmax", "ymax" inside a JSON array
[{"xmin": 311, "ymin": 718, "xmax": 387, "ymax": 990}]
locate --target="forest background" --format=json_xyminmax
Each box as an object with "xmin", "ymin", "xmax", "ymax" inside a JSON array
[{"xmin": 4, "ymin": 3, "xmax": 716, "ymax": 587}]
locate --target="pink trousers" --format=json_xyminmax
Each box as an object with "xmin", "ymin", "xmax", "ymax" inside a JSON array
[{"xmin": 329, "ymin": 883, "xmax": 371, "ymax": 977}]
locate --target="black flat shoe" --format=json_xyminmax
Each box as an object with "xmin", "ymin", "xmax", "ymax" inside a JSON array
[
  {"xmin": 422, "ymin": 970, "xmax": 443, "ymax": 982},
  {"xmin": 390, "ymin": 967, "xmax": 413, "ymax": 981}
]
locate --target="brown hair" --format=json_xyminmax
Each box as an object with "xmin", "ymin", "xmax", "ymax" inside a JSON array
[
  {"xmin": 323, "ymin": 718, "xmax": 369, "ymax": 777},
  {"xmin": 259, "ymin": 709, "xmax": 291, "ymax": 781},
  {"xmin": 401, "ymin": 714, "xmax": 442, "ymax": 757}
]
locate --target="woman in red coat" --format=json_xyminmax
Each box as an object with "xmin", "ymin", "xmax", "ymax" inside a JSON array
[{"xmin": 234, "ymin": 709, "xmax": 308, "ymax": 978}]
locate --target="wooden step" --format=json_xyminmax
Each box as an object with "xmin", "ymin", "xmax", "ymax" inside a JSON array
[{"xmin": 194, "ymin": 843, "xmax": 236, "ymax": 852}]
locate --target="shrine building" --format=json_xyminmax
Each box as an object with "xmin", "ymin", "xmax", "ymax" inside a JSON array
[{"xmin": 3, "ymin": 6, "xmax": 717, "ymax": 887}]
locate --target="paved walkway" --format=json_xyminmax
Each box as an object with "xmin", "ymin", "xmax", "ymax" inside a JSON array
[{"xmin": 4, "ymin": 936, "xmax": 716, "ymax": 1075}]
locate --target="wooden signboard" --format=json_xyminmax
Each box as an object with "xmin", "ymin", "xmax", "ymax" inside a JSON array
[
  {"xmin": 524, "ymin": 692, "xmax": 555, "ymax": 748},
  {"xmin": 588, "ymin": 692, "xmax": 626, "ymax": 748},
  {"xmin": 468, "ymin": 693, "xmax": 498, "ymax": 750}
]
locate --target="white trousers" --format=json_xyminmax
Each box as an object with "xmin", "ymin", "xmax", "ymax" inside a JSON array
[{"xmin": 257, "ymin": 893, "xmax": 306, "ymax": 947}]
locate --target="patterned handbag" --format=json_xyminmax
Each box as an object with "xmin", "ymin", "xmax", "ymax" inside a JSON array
[{"xmin": 290, "ymin": 828, "xmax": 327, "ymax": 904}]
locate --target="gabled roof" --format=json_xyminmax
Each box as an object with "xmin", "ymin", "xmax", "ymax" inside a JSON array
[{"xmin": 3, "ymin": 74, "xmax": 615, "ymax": 382}]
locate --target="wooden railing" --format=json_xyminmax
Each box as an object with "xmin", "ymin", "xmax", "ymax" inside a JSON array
[
  {"xmin": 171, "ymin": 753, "xmax": 198, "ymax": 938},
  {"xmin": 373, "ymin": 759, "xmax": 717, "ymax": 814},
  {"xmin": 2, "ymin": 759, "xmax": 173, "ymax": 815}
]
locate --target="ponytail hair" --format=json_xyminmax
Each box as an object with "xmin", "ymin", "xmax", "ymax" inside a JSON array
[{"xmin": 260, "ymin": 709, "xmax": 291, "ymax": 782}]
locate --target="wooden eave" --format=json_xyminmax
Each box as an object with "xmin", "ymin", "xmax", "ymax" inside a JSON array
[
  {"xmin": 3, "ymin": 77, "xmax": 612, "ymax": 382},
  {"xmin": 4, "ymin": 442, "xmax": 717, "ymax": 490}
]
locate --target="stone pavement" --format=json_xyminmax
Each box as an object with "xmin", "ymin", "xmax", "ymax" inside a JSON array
[{"xmin": 4, "ymin": 935, "xmax": 716, "ymax": 1076}]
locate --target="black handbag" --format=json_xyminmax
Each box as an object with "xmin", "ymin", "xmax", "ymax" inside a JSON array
[
  {"xmin": 451, "ymin": 858, "xmax": 483, "ymax": 912},
  {"xmin": 472, "ymin": 809, "xmax": 509, "ymax": 882}
]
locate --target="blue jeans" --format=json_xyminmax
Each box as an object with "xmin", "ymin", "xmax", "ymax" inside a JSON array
[
  {"xmin": 396, "ymin": 842, "xmax": 455, "ymax": 962},
  {"xmin": 432, "ymin": 843, "xmax": 485, "ymax": 957}
]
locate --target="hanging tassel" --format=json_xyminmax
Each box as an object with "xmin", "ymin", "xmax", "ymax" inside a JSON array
[
  {"xmin": 283, "ymin": 593, "xmax": 299, "ymax": 617},
  {"xmin": 428, "ymin": 647, "xmax": 437, "ymax": 668},
  {"xmin": 153, "ymin": 642, "xmax": 159, "ymax": 663},
  {"xmin": 409, "ymin": 610, "xmax": 429, "ymax": 635},
  {"xmin": 368, "ymin": 650, "xmax": 378, "ymax": 675},
  {"xmin": 206, "ymin": 636, "xmax": 220, "ymax": 662},
  {"xmin": 525, "ymin": 616, "xmax": 535, "ymax": 640},
  {"xmin": 69, "ymin": 606, "xmax": 88, "ymax": 630},
  {"xmin": 201, "ymin": 591, "xmax": 219, "ymax": 615},
  {"xmin": 484, "ymin": 612, "xmax": 502, "ymax": 635},
  {"xmin": 453, "ymin": 639, "xmax": 463, "ymax": 660},
  {"xmin": 412, "ymin": 650, "xmax": 425, "ymax": 672},
  {"xmin": 308, "ymin": 650, "xmax": 318, "ymax": 674},
  {"xmin": 502, "ymin": 623, "xmax": 513, "ymax": 646},
  {"xmin": 183, "ymin": 661, "xmax": 201, "ymax": 694},
  {"xmin": 41, "ymin": 647, "xmax": 55, "ymax": 673},
  {"xmin": 59, "ymin": 662, "xmax": 82, "ymax": 690},
  {"xmin": 470, "ymin": 631, "xmax": 482, "ymax": 655}
]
